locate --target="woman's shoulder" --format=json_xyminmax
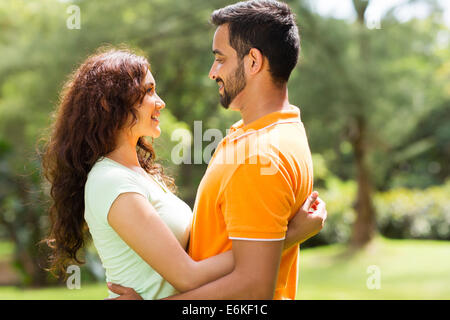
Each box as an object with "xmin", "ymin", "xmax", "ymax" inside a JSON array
[
  {"xmin": 86, "ymin": 157, "xmax": 142, "ymax": 191},
  {"xmin": 84, "ymin": 157, "xmax": 149, "ymax": 217}
]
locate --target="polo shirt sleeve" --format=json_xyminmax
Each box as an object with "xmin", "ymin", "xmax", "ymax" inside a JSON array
[{"xmin": 222, "ymin": 155, "xmax": 295, "ymax": 241}]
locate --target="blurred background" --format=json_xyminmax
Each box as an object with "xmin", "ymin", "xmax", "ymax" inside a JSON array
[{"xmin": 0, "ymin": 0, "xmax": 449, "ymax": 299}]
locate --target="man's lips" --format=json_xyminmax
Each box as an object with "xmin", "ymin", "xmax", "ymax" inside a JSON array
[{"xmin": 216, "ymin": 79, "xmax": 224, "ymax": 90}]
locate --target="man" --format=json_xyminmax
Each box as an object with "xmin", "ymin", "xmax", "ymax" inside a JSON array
[{"xmin": 109, "ymin": 0, "xmax": 325, "ymax": 300}]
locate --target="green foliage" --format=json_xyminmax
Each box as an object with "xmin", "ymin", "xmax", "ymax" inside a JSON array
[
  {"xmin": 290, "ymin": 0, "xmax": 450, "ymax": 189},
  {"xmin": 304, "ymin": 176, "xmax": 450, "ymax": 248},
  {"xmin": 376, "ymin": 180, "xmax": 450, "ymax": 240},
  {"xmin": 0, "ymin": 0, "xmax": 234, "ymax": 285},
  {"xmin": 0, "ymin": 0, "xmax": 449, "ymax": 286},
  {"xmin": 303, "ymin": 176, "xmax": 357, "ymax": 248}
]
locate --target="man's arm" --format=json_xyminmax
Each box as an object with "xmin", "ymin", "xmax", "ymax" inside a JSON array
[
  {"xmin": 164, "ymin": 193, "xmax": 327, "ymax": 300},
  {"xmin": 107, "ymin": 155, "xmax": 321, "ymax": 300},
  {"xmin": 107, "ymin": 192, "xmax": 327, "ymax": 300},
  {"xmin": 165, "ymin": 239, "xmax": 283, "ymax": 300}
]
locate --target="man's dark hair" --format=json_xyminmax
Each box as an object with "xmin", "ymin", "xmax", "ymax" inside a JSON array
[{"xmin": 211, "ymin": 0, "xmax": 300, "ymax": 85}]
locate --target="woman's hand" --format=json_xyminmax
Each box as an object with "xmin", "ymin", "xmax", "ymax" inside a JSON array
[
  {"xmin": 284, "ymin": 191, "xmax": 327, "ymax": 250},
  {"xmin": 105, "ymin": 282, "xmax": 142, "ymax": 300}
]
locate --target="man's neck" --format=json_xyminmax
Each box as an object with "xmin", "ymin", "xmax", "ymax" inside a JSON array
[{"xmin": 239, "ymin": 83, "xmax": 291, "ymax": 125}]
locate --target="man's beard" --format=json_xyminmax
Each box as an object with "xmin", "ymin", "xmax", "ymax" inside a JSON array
[{"xmin": 218, "ymin": 61, "xmax": 246, "ymax": 109}]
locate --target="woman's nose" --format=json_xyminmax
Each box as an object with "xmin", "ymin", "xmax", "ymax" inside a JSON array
[{"xmin": 155, "ymin": 95, "xmax": 165, "ymax": 110}]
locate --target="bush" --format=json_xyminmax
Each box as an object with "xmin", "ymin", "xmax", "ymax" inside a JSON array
[
  {"xmin": 302, "ymin": 177, "xmax": 356, "ymax": 248},
  {"xmin": 375, "ymin": 180, "xmax": 450, "ymax": 240},
  {"xmin": 302, "ymin": 178, "xmax": 450, "ymax": 248}
]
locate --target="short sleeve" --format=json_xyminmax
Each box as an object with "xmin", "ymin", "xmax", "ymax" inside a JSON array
[
  {"xmin": 222, "ymin": 155, "xmax": 295, "ymax": 241},
  {"xmin": 85, "ymin": 169, "xmax": 147, "ymax": 226}
]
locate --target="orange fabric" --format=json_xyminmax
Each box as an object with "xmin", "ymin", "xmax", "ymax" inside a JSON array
[{"xmin": 188, "ymin": 106, "xmax": 313, "ymax": 300}]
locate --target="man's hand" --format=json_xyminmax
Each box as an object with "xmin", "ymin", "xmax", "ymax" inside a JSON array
[
  {"xmin": 105, "ymin": 282, "xmax": 143, "ymax": 300},
  {"xmin": 284, "ymin": 191, "xmax": 327, "ymax": 250}
]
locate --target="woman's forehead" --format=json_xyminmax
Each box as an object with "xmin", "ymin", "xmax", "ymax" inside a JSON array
[{"xmin": 144, "ymin": 69, "xmax": 155, "ymax": 85}]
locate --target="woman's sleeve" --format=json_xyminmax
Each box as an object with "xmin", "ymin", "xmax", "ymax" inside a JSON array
[{"xmin": 86, "ymin": 169, "xmax": 147, "ymax": 226}]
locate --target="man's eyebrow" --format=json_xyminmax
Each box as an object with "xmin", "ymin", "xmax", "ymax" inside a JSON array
[{"xmin": 212, "ymin": 49, "xmax": 224, "ymax": 56}]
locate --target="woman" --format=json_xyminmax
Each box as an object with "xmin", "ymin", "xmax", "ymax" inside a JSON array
[{"xmin": 41, "ymin": 47, "xmax": 325, "ymax": 300}]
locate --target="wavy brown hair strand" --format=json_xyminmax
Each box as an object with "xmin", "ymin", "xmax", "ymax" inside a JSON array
[{"xmin": 41, "ymin": 47, "xmax": 174, "ymax": 278}]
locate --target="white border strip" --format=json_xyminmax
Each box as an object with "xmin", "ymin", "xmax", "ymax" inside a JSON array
[{"xmin": 229, "ymin": 236, "xmax": 286, "ymax": 242}]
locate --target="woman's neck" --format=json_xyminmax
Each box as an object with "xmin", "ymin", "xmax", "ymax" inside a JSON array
[{"xmin": 106, "ymin": 133, "xmax": 141, "ymax": 170}]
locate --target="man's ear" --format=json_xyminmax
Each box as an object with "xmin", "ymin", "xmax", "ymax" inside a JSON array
[{"xmin": 247, "ymin": 48, "xmax": 264, "ymax": 75}]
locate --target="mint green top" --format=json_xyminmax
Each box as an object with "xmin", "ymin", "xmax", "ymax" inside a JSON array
[{"xmin": 84, "ymin": 157, "xmax": 193, "ymax": 300}]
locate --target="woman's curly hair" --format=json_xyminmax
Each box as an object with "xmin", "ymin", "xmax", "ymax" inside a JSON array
[{"xmin": 40, "ymin": 46, "xmax": 175, "ymax": 277}]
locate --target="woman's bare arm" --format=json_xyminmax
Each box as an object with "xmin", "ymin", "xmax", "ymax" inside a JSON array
[
  {"xmin": 107, "ymin": 191, "xmax": 327, "ymax": 300},
  {"xmin": 107, "ymin": 192, "xmax": 234, "ymax": 293},
  {"xmin": 284, "ymin": 192, "xmax": 327, "ymax": 250}
]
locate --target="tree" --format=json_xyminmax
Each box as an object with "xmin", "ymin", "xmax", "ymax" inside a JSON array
[
  {"xmin": 289, "ymin": 0, "xmax": 447, "ymax": 247},
  {"xmin": 0, "ymin": 0, "xmax": 234, "ymax": 285},
  {"xmin": 349, "ymin": 0, "xmax": 377, "ymax": 247}
]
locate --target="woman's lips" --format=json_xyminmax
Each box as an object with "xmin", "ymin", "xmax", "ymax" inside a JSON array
[{"xmin": 151, "ymin": 114, "xmax": 160, "ymax": 123}]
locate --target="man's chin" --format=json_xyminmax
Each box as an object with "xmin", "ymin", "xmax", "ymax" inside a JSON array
[{"xmin": 219, "ymin": 96, "xmax": 230, "ymax": 109}]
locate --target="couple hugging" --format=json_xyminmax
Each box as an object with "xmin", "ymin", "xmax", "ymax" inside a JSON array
[{"xmin": 42, "ymin": 0, "xmax": 327, "ymax": 300}]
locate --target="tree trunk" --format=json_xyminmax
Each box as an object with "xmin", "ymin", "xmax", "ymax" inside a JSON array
[
  {"xmin": 350, "ymin": 116, "xmax": 376, "ymax": 247},
  {"xmin": 350, "ymin": 0, "xmax": 377, "ymax": 248},
  {"xmin": 14, "ymin": 177, "xmax": 53, "ymax": 287}
]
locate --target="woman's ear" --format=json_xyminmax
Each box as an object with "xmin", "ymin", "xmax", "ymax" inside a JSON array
[{"xmin": 247, "ymin": 48, "xmax": 264, "ymax": 75}]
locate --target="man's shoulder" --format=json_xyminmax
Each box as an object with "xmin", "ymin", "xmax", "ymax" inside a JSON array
[{"xmin": 233, "ymin": 120, "xmax": 308, "ymax": 162}]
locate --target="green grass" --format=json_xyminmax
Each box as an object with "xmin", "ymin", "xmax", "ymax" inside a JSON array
[
  {"xmin": 0, "ymin": 283, "xmax": 108, "ymax": 300},
  {"xmin": 0, "ymin": 237, "xmax": 449, "ymax": 299},
  {"xmin": 297, "ymin": 237, "xmax": 450, "ymax": 300}
]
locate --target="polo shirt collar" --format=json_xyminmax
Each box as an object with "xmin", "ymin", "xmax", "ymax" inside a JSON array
[{"xmin": 227, "ymin": 105, "xmax": 301, "ymax": 141}]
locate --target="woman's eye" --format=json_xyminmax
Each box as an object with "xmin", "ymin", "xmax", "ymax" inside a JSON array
[{"xmin": 147, "ymin": 88, "xmax": 154, "ymax": 94}]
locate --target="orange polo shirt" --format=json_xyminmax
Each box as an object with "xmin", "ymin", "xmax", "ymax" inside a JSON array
[{"xmin": 188, "ymin": 105, "xmax": 313, "ymax": 300}]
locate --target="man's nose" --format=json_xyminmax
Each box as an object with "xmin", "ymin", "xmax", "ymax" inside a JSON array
[{"xmin": 209, "ymin": 64, "xmax": 217, "ymax": 81}]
